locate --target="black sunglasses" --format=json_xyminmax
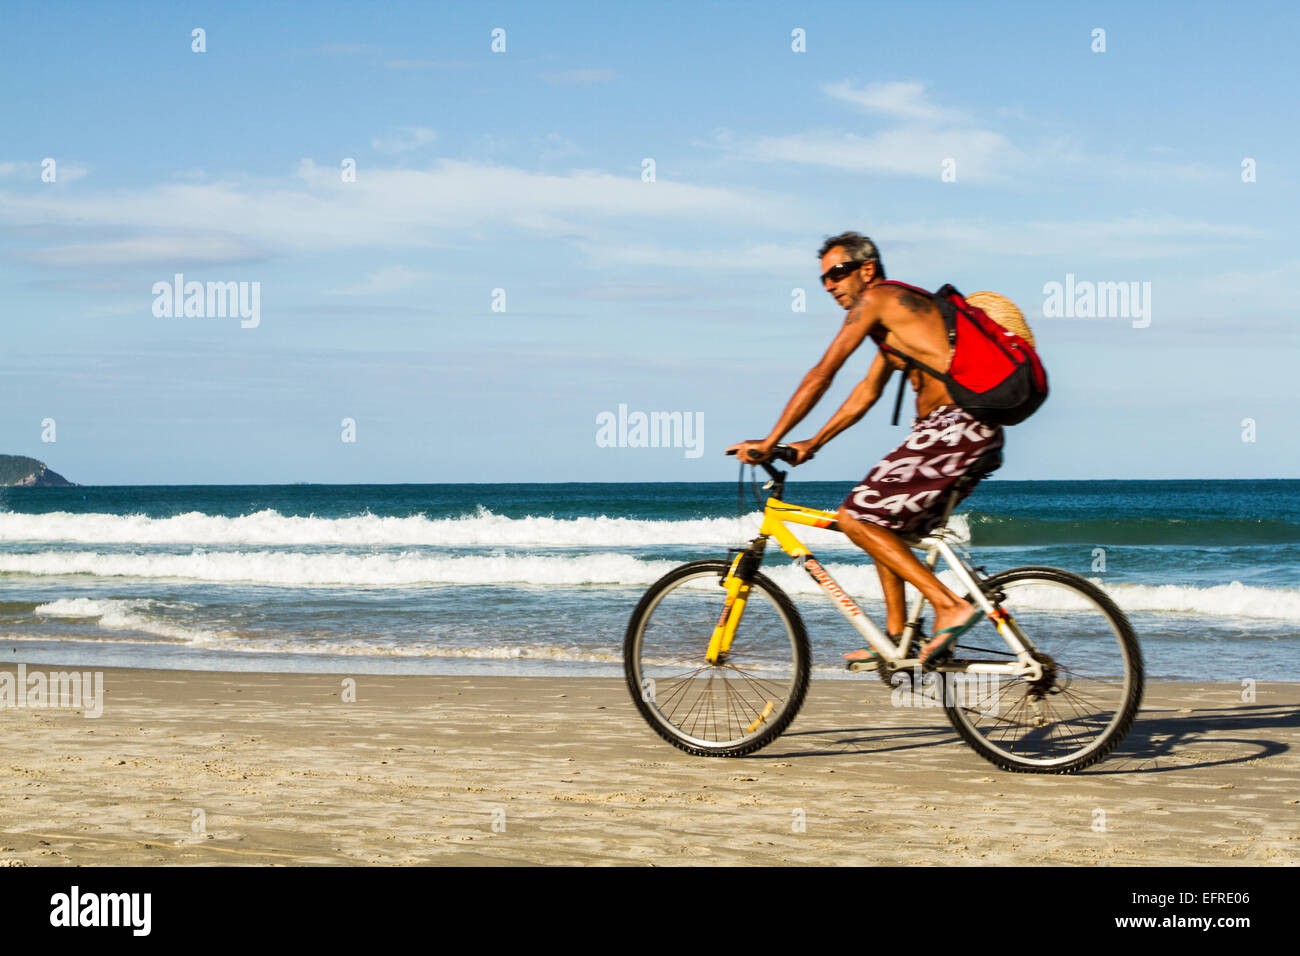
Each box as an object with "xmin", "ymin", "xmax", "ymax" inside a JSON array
[{"xmin": 820, "ymin": 260, "xmax": 865, "ymax": 284}]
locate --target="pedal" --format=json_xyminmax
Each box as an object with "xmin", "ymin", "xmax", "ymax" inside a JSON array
[
  {"xmin": 845, "ymin": 658, "xmax": 880, "ymax": 673},
  {"xmin": 746, "ymin": 700, "xmax": 775, "ymax": 732}
]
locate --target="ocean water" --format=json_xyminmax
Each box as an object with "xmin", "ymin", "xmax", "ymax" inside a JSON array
[{"xmin": 1, "ymin": 479, "xmax": 1297, "ymax": 681}]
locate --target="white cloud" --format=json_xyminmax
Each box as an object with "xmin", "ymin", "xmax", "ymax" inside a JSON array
[
  {"xmin": 749, "ymin": 127, "xmax": 1017, "ymax": 181},
  {"xmin": 23, "ymin": 235, "xmax": 260, "ymax": 268},
  {"xmin": 573, "ymin": 215, "xmax": 1269, "ymax": 277},
  {"xmin": 710, "ymin": 79, "xmax": 1017, "ymax": 182},
  {"xmin": 3, "ymin": 139, "xmax": 1254, "ymax": 277},
  {"xmin": 876, "ymin": 215, "xmax": 1267, "ymax": 260},
  {"xmin": 328, "ymin": 265, "xmax": 432, "ymax": 296},
  {"xmin": 538, "ymin": 132, "xmax": 580, "ymax": 163},
  {"xmin": 371, "ymin": 126, "xmax": 437, "ymax": 154},
  {"xmin": 722, "ymin": 80, "xmax": 1215, "ymax": 186},
  {"xmin": 0, "ymin": 158, "xmax": 806, "ymax": 268},
  {"xmin": 1162, "ymin": 258, "xmax": 1300, "ymax": 315},
  {"xmin": 824, "ymin": 80, "xmax": 968, "ymax": 123},
  {"xmin": 1038, "ymin": 136, "xmax": 1218, "ymax": 183},
  {"xmin": 52, "ymin": 163, "xmax": 89, "ymax": 183}
]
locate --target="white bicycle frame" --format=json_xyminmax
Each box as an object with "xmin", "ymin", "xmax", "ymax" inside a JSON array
[{"xmin": 755, "ymin": 498, "xmax": 1044, "ymax": 681}]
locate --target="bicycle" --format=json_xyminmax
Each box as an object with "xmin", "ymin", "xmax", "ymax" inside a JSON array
[{"xmin": 623, "ymin": 445, "xmax": 1143, "ymax": 773}]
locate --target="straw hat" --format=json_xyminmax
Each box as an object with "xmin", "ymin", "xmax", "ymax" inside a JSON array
[{"xmin": 966, "ymin": 291, "xmax": 1035, "ymax": 346}]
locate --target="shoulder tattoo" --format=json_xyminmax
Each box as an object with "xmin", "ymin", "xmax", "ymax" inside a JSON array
[{"xmin": 895, "ymin": 288, "xmax": 931, "ymax": 315}]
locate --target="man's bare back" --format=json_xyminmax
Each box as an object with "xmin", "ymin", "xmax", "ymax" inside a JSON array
[{"xmin": 850, "ymin": 282, "xmax": 955, "ymax": 420}]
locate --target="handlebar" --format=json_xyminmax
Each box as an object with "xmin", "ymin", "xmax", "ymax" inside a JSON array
[
  {"xmin": 725, "ymin": 443, "xmax": 809, "ymax": 485},
  {"xmin": 725, "ymin": 444, "xmax": 805, "ymax": 465}
]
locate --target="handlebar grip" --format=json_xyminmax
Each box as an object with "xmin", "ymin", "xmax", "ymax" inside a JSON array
[{"xmin": 726, "ymin": 445, "xmax": 803, "ymax": 464}]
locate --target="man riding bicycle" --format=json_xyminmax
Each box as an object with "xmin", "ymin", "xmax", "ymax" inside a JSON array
[{"xmin": 727, "ymin": 232, "xmax": 1003, "ymax": 669}]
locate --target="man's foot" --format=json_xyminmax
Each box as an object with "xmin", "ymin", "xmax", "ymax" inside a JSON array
[
  {"xmin": 919, "ymin": 606, "xmax": 984, "ymax": 668},
  {"xmin": 844, "ymin": 638, "xmax": 898, "ymax": 672}
]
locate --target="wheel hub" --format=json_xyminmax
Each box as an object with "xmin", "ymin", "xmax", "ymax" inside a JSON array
[{"xmin": 1026, "ymin": 650, "xmax": 1059, "ymax": 700}]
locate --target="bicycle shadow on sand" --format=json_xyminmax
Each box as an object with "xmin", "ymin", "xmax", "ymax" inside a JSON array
[
  {"xmin": 1098, "ymin": 703, "xmax": 1297, "ymax": 775},
  {"xmin": 752, "ymin": 703, "xmax": 1298, "ymax": 775}
]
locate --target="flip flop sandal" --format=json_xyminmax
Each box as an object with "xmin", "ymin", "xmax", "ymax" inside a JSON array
[
  {"xmin": 919, "ymin": 609, "xmax": 984, "ymax": 669},
  {"xmin": 844, "ymin": 635, "xmax": 900, "ymax": 672}
]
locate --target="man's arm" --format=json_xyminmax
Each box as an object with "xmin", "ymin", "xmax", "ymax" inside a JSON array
[
  {"xmin": 754, "ymin": 307, "xmax": 877, "ymax": 450},
  {"xmin": 804, "ymin": 349, "xmax": 894, "ymax": 453}
]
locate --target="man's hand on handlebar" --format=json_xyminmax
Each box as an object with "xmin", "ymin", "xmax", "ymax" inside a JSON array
[
  {"xmin": 725, "ymin": 439, "xmax": 775, "ymax": 464},
  {"xmin": 784, "ymin": 439, "xmax": 818, "ymax": 465},
  {"xmin": 725, "ymin": 440, "xmax": 816, "ymax": 465}
]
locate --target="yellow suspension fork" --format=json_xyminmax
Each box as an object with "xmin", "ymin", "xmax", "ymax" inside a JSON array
[
  {"xmin": 705, "ymin": 543, "xmax": 765, "ymax": 664},
  {"xmin": 704, "ymin": 501, "xmax": 831, "ymax": 664}
]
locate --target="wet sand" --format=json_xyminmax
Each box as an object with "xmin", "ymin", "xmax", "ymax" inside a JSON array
[{"xmin": 1, "ymin": 666, "xmax": 1296, "ymax": 865}]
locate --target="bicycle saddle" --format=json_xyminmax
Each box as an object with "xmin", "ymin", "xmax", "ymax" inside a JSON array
[{"xmin": 963, "ymin": 448, "xmax": 1003, "ymax": 481}]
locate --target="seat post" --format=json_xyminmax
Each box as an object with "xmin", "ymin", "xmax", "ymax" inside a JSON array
[
  {"xmin": 933, "ymin": 482, "xmax": 965, "ymax": 533},
  {"xmin": 932, "ymin": 448, "xmax": 1001, "ymax": 534}
]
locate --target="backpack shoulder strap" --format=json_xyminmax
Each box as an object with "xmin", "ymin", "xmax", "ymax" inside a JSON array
[
  {"xmin": 872, "ymin": 281, "xmax": 973, "ymax": 425},
  {"xmin": 890, "ymin": 355, "xmax": 910, "ymax": 426},
  {"xmin": 875, "ymin": 279, "xmax": 932, "ymax": 297},
  {"xmin": 875, "ymin": 282, "xmax": 965, "ymax": 425},
  {"xmin": 931, "ymin": 283, "xmax": 962, "ymax": 347},
  {"xmin": 879, "ymin": 344, "xmax": 940, "ymax": 426}
]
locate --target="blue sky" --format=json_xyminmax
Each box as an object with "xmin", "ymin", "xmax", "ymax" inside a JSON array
[{"xmin": 1, "ymin": 0, "xmax": 1296, "ymax": 483}]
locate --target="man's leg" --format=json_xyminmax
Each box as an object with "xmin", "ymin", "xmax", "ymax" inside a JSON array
[
  {"xmin": 876, "ymin": 562, "xmax": 907, "ymax": 636},
  {"xmin": 838, "ymin": 406, "xmax": 1002, "ymax": 663},
  {"xmin": 843, "ymin": 557, "xmax": 909, "ymax": 664},
  {"xmin": 836, "ymin": 505, "xmax": 974, "ymax": 637}
]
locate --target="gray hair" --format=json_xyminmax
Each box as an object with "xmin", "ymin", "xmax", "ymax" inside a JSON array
[{"xmin": 817, "ymin": 231, "xmax": 886, "ymax": 279}]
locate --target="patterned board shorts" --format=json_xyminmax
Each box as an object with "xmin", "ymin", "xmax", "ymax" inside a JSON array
[{"xmin": 840, "ymin": 405, "xmax": 1005, "ymax": 536}]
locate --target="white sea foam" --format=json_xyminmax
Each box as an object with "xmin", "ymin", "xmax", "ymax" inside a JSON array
[
  {"xmin": 33, "ymin": 597, "xmax": 222, "ymax": 643},
  {"xmin": 9, "ymin": 554, "xmax": 1299, "ymax": 621},
  {"xmin": 1, "ymin": 548, "xmax": 901, "ymax": 591},
  {"xmin": 0, "ymin": 507, "xmax": 854, "ymax": 548},
  {"xmin": 3, "ymin": 550, "xmax": 682, "ymax": 587},
  {"xmin": 781, "ymin": 569, "xmax": 1300, "ymax": 621},
  {"xmin": 1098, "ymin": 579, "xmax": 1300, "ymax": 621},
  {"xmin": 4, "ymin": 624, "xmax": 795, "ymax": 669},
  {"xmin": 192, "ymin": 641, "xmax": 629, "ymax": 662}
]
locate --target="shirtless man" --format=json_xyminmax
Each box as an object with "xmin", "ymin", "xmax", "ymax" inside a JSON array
[{"xmin": 726, "ymin": 232, "xmax": 1004, "ymax": 668}]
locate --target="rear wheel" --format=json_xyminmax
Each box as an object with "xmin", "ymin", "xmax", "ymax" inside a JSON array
[
  {"xmin": 941, "ymin": 566, "xmax": 1143, "ymax": 773},
  {"xmin": 624, "ymin": 560, "xmax": 810, "ymax": 756}
]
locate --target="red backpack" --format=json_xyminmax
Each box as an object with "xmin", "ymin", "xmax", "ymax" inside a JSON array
[{"xmin": 875, "ymin": 281, "xmax": 1048, "ymax": 427}]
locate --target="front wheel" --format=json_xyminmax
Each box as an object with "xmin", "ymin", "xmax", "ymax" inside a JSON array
[
  {"xmin": 942, "ymin": 566, "xmax": 1144, "ymax": 773},
  {"xmin": 624, "ymin": 560, "xmax": 810, "ymax": 757}
]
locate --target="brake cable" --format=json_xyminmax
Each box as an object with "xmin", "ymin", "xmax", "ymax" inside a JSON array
[
  {"xmin": 735, "ymin": 460, "xmax": 768, "ymax": 542},
  {"xmin": 736, "ymin": 459, "xmax": 745, "ymax": 524}
]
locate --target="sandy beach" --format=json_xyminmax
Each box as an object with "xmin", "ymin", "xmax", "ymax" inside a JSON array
[{"xmin": 1, "ymin": 665, "xmax": 1296, "ymax": 866}]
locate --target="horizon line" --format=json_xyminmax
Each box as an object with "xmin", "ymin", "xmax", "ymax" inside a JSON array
[{"xmin": 6, "ymin": 476, "xmax": 1298, "ymax": 489}]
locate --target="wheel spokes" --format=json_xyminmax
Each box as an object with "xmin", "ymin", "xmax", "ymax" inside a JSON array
[
  {"xmin": 947, "ymin": 571, "xmax": 1138, "ymax": 768},
  {"xmin": 631, "ymin": 567, "xmax": 803, "ymax": 749}
]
